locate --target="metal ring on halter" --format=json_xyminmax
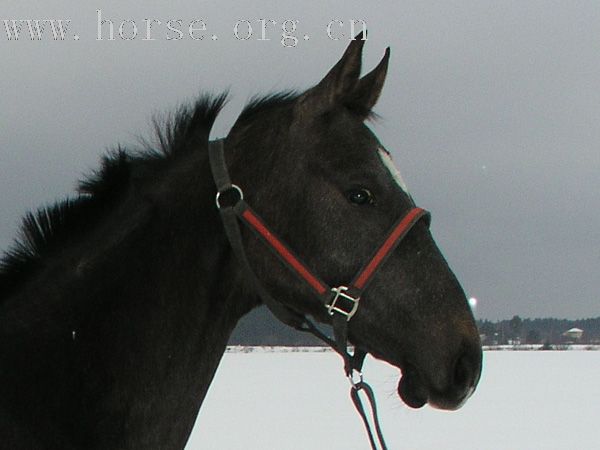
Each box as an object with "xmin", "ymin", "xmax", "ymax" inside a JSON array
[
  {"xmin": 215, "ymin": 184, "xmax": 244, "ymax": 209},
  {"xmin": 348, "ymin": 370, "xmax": 364, "ymax": 389}
]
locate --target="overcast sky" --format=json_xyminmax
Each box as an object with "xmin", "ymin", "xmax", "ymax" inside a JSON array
[{"xmin": 1, "ymin": 1, "xmax": 598, "ymax": 320}]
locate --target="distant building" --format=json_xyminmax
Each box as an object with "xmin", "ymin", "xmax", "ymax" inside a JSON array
[{"xmin": 562, "ymin": 327, "xmax": 584, "ymax": 341}]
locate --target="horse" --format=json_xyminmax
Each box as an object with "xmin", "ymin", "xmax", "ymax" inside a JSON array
[{"xmin": 0, "ymin": 36, "xmax": 482, "ymax": 449}]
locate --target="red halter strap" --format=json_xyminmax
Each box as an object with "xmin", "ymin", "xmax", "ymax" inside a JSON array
[
  {"xmin": 222, "ymin": 190, "xmax": 429, "ymax": 321},
  {"xmin": 239, "ymin": 207, "xmax": 329, "ymax": 295},
  {"xmin": 352, "ymin": 206, "xmax": 430, "ymax": 290}
]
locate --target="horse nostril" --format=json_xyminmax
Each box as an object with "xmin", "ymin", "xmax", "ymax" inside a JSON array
[
  {"xmin": 453, "ymin": 353, "xmax": 472, "ymax": 389},
  {"xmin": 453, "ymin": 341, "xmax": 483, "ymax": 393},
  {"xmin": 421, "ymin": 340, "xmax": 482, "ymax": 410}
]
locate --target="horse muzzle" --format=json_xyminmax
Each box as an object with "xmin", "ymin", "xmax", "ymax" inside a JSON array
[{"xmin": 397, "ymin": 342, "xmax": 482, "ymax": 410}]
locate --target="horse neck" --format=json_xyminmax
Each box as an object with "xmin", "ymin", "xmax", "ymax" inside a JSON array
[{"xmin": 0, "ymin": 149, "xmax": 259, "ymax": 448}]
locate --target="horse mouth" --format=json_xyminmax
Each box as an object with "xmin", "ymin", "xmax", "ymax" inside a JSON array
[{"xmin": 397, "ymin": 361, "xmax": 477, "ymax": 411}]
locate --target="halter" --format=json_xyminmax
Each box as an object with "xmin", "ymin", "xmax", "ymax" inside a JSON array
[{"xmin": 209, "ymin": 139, "xmax": 430, "ymax": 450}]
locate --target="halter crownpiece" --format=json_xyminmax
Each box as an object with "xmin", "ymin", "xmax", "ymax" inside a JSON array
[{"xmin": 209, "ymin": 139, "xmax": 430, "ymax": 450}]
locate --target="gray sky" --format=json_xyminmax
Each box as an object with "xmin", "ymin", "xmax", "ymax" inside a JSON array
[{"xmin": 1, "ymin": 1, "xmax": 598, "ymax": 320}]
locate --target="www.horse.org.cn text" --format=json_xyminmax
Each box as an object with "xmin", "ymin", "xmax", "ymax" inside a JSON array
[{"xmin": 1, "ymin": 11, "xmax": 368, "ymax": 47}]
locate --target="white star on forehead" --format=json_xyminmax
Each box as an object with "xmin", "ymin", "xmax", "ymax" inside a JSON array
[{"xmin": 377, "ymin": 146, "xmax": 409, "ymax": 194}]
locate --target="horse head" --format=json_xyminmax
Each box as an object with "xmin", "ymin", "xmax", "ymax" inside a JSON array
[{"xmin": 223, "ymin": 36, "xmax": 482, "ymax": 411}]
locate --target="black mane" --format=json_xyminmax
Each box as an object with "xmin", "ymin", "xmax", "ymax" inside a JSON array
[
  {"xmin": 234, "ymin": 90, "xmax": 299, "ymax": 125},
  {"xmin": 0, "ymin": 93, "xmax": 228, "ymax": 299}
]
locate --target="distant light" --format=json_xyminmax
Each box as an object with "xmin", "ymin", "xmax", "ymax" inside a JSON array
[{"xmin": 468, "ymin": 297, "xmax": 478, "ymax": 309}]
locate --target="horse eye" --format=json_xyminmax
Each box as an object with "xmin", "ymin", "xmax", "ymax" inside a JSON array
[{"xmin": 346, "ymin": 188, "xmax": 374, "ymax": 205}]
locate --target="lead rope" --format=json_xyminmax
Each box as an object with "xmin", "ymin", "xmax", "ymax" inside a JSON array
[
  {"xmin": 351, "ymin": 380, "xmax": 388, "ymax": 450},
  {"xmin": 333, "ymin": 315, "xmax": 389, "ymax": 450},
  {"xmin": 209, "ymin": 139, "xmax": 390, "ymax": 449}
]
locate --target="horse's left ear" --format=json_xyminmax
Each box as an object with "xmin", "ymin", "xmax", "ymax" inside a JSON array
[
  {"xmin": 296, "ymin": 36, "xmax": 390, "ymax": 120},
  {"xmin": 346, "ymin": 47, "xmax": 390, "ymax": 116},
  {"xmin": 295, "ymin": 33, "xmax": 366, "ymax": 117}
]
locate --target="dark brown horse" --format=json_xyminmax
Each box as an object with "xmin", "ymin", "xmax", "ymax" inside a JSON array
[{"xmin": 0, "ymin": 37, "xmax": 481, "ymax": 449}]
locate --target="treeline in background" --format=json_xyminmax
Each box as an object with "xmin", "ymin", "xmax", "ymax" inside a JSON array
[{"xmin": 477, "ymin": 316, "xmax": 600, "ymax": 347}]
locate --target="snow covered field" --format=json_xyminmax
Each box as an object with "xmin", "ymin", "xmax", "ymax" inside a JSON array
[{"xmin": 187, "ymin": 349, "xmax": 599, "ymax": 449}]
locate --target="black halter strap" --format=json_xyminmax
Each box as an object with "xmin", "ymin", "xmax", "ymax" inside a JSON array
[{"xmin": 209, "ymin": 139, "xmax": 429, "ymax": 450}]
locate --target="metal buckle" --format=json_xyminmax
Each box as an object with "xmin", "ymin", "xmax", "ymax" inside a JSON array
[
  {"xmin": 348, "ymin": 369, "xmax": 364, "ymax": 390},
  {"xmin": 327, "ymin": 286, "xmax": 360, "ymax": 321},
  {"xmin": 215, "ymin": 184, "xmax": 243, "ymax": 209}
]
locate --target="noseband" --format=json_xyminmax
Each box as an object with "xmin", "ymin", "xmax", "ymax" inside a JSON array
[{"xmin": 209, "ymin": 139, "xmax": 430, "ymax": 450}]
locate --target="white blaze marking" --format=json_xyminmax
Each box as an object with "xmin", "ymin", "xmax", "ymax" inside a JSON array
[{"xmin": 377, "ymin": 147, "xmax": 409, "ymax": 194}]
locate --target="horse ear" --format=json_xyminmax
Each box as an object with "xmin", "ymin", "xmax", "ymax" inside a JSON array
[
  {"xmin": 295, "ymin": 33, "xmax": 366, "ymax": 116},
  {"xmin": 346, "ymin": 47, "xmax": 390, "ymax": 116}
]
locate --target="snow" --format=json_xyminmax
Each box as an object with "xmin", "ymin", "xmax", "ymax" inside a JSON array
[{"xmin": 186, "ymin": 349, "xmax": 599, "ymax": 449}]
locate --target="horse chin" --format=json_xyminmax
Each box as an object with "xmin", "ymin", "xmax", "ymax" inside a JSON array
[{"xmin": 397, "ymin": 365, "xmax": 428, "ymax": 409}]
